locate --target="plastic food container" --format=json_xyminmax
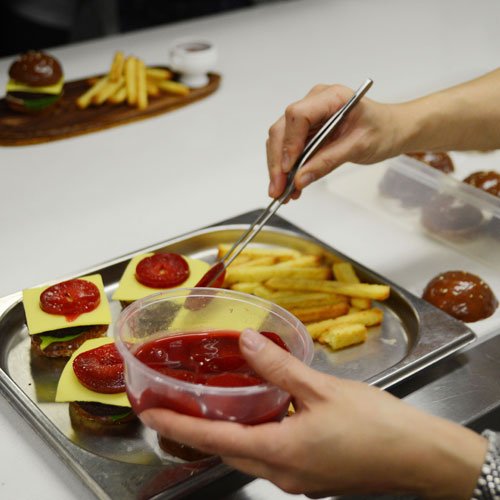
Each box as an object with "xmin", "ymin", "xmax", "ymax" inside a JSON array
[
  {"xmin": 326, "ymin": 153, "xmax": 500, "ymax": 341},
  {"xmin": 115, "ymin": 288, "xmax": 313, "ymax": 424}
]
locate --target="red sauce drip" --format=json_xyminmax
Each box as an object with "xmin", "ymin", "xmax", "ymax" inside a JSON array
[{"xmin": 195, "ymin": 261, "xmax": 226, "ymax": 288}]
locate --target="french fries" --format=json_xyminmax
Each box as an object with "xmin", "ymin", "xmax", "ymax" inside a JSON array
[
  {"xmin": 318, "ymin": 324, "xmax": 368, "ymax": 351},
  {"xmin": 136, "ymin": 59, "xmax": 148, "ymax": 110},
  {"xmin": 333, "ymin": 262, "xmax": 372, "ymax": 309},
  {"xmin": 76, "ymin": 51, "xmax": 190, "ymax": 110},
  {"xmin": 217, "ymin": 244, "xmax": 301, "ymax": 261},
  {"xmin": 234, "ymin": 256, "xmax": 277, "ymax": 268},
  {"xmin": 306, "ymin": 308, "xmax": 384, "ymax": 340},
  {"xmin": 332, "ymin": 262, "xmax": 359, "ymax": 283},
  {"xmin": 146, "ymin": 67, "xmax": 172, "ymax": 80},
  {"xmin": 76, "ymin": 77, "xmax": 109, "ymax": 109},
  {"xmin": 155, "ymin": 79, "xmax": 190, "ymax": 97},
  {"xmin": 288, "ymin": 302, "xmax": 350, "ymax": 324},
  {"xmin": 125, "ymin": 56, "xmax": 137, "ymax": 106},
  {"xmin": 265, "ymin": 278, "xmax": 390, "ymax": 300},
  {"xmin": 94, "ymin": 77, "xmax": 123, "ymax": 105},
  {"xmin": 225, "ymin": 266, "xmax": 331, "ymax": 286},
  {"xmin": 109, "ymin": 51, "xmax": 125, "ymax": 82},
  {"xmin": 220, "ymin": 244, "xmax": 390, "ymax": 352}
]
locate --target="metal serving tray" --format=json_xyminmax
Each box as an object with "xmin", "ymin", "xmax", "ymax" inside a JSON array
[{"xmin": 0, "ymin": 210, "xmax": 476, "ymax": 499}]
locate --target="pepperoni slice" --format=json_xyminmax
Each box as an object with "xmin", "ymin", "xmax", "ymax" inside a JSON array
[
  {"xmin": 73, "ymin": 343, "xmax": 125, "ymax": 394},
  {"xmin": 135, "ymin": 253, "xmax": 190, "ymax": 288},
  {"xmin": 40, "ymin": 279, "xmax": 101, "ymax": 320}
]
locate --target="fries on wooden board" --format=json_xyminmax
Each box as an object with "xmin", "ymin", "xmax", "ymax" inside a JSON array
[
  {"xmin": 76, "ymin": 51, "xmax": 190, "ymax": 110},
  {"xmin": 218, "ymin": 244, "xmax": 389, "ymax": 352}
]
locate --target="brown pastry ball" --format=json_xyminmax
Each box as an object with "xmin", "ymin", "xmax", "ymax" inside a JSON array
[
  {"xmin": 9, "ymin": 51, "xmax": 63, "ymax": 86},
  {"xmin": 406, "ymin": 152, "xmax": 455, "ymax": 174},
  {"xmin": 463, "ymin": 171, "xmax": 500, "ymax": 198},
  {"xmin": 378, "ymin": 152, "xmax": 453, "ymax": 207},
  {"xmin": 422, "ymin": 271, "xmax": 498, "ymax": 322},
  {"xmin": 421, "ymin": 193, "xmax": 484, "ymax": 239},
  {"xmin": 378, "ymin": 169, "xmax": 433, "ymax": 207},
  {"xmin": 487, "ymin": 217, "xmax": 500, "ymax": 240}
]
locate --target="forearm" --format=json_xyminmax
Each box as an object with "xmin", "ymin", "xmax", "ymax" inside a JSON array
[
  {"xmin": 405, "ymin": 415, "xmax": 488, "ymax": 499},
  {"xmin": 394, "ymin": 68, "xmax": 500, "ymax": 153}
]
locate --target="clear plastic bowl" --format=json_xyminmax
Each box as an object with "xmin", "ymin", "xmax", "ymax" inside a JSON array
[{"xmin": 114, "ymin": 287, "xmax": 314, "ymax": 424}]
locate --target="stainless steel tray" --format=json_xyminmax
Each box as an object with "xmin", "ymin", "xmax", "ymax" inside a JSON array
[{"xmin": 0, "ymin": 210, "xmax": 476, "ymax": 499}]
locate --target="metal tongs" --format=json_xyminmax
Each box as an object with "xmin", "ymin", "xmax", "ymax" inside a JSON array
[{"xmin": 202, "ymin": 79, "xmax": 373, "ymax": 286}]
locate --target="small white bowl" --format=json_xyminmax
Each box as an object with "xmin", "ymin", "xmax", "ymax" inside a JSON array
[{"xmin": 169, "ymin": 40, "xmax": 217, "ymax": 88}]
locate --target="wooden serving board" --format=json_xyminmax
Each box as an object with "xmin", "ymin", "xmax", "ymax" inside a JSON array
[{"xmin": 0, "ymin": 69, "xmax": 221, "ymax": 146}]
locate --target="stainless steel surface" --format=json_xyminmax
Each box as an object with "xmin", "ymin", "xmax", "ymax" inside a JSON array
[
  {"xmin": 0, "ymin": 210, "xmax": 476, "ymax": 499},
  {"xmin": 212, "ymin": 80, "xmax": 373, "ymax": 282},
  {"xmin": 394, "ymin": 332, "xmax": 500, "ymax": 429}
]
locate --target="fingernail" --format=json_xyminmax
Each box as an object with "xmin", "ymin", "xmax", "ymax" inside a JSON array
[
  {"xmin": 281, "ymin": 149, "xmax": 290, "ymax": 172},
  {"xmin": 268, "ymin": 179, "xmax": 275, "ymax": 197},
  {"xmin": 241, "ymin": 328, "xmax": 266, "ymax": 352},
  {"xmin": 298, "ymin": 172, "xmax": 315, "ymax": 189}
]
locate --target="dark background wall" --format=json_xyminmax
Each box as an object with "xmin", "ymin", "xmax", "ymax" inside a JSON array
[{"xmin": 0, "ymin": 0, "xmax": 284, "ymax": 57}]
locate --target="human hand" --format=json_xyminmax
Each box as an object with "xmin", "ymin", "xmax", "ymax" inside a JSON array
[
  {"xmin": 267, "ymin": 84, "xmax": 405, "ymax": 199},
  {"xmin": 140, "ymin": 329, "xmax": 486, "ymax": 498}
]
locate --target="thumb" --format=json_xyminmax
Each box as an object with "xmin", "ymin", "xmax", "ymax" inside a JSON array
[{"xmin": 239, "ymin": 328, "xmax": 322, "ymax": 401}]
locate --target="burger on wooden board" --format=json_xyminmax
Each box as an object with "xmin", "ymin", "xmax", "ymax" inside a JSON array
[{"xmin": 6, "ymin": 50, "xmax": 64, "ymax": 112}]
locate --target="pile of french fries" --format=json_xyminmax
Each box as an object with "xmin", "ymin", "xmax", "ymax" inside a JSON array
[
  {"xmin": 76, "ymin": 51, "xmax": 190, "ymax": 110},
  {"xmin": 218, "ymin": 244, "xmax": 391, "ymax": 352}
]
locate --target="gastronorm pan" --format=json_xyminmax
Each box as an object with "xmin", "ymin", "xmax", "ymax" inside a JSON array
[{"xmin": 0, "ymin": 210, "xmax": 475, "ymax": 499}]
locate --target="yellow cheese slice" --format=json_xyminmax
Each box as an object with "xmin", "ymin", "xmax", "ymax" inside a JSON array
[
  {"xmin": 169, "ymin": 291, "xmax": 270, "ymax": 334},
  {"xmin": 6, "ymin": 78, "xmax": 64, "ymax": 95},
  {"xmin": 23, "ymin": 274, "xmax": 112, "ymax": 335},
  {"xmin": 55, "ymin": 337, "xmax": 130, "ymax": 407},
  {"xmin": 112, "ymin": 254, "xmax": 210, "ymax": 302}
]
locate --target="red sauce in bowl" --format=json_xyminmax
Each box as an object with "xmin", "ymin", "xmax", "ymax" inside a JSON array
[
  {"xmin": 134, "ymin": 330, "xmax": 286, "ymax": 387},
  {"xmin": 129, "ymin": 330, "xmax": 291, "ymax": 423}
]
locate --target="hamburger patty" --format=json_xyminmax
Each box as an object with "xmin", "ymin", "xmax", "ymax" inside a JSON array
[
  {"xmin": 69, "ymin": 402, "xmax": 138, "ymax": 435},
  {"xmin": 31, "ymin": 324, "xmax": 108, "ymax": 358}
]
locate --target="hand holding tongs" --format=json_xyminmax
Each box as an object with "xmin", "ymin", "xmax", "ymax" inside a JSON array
[{"xmin": 197, "ymin": 79, "xmax": 373, "ymax": 287}]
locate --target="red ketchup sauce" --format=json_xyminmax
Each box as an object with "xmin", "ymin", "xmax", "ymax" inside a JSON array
[
  {"xmin": 130, "ymin": 330, "xmax": 290, "ymax": 423},
  {"xmin": 194, "ymin": 261, "xmax": 226, "ymax": 288}
]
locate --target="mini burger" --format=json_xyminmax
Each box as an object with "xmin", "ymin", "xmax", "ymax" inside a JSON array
[
  {"xmin": 56, "ymin": 337, "xmax": 138, "ymax": 435},
  {"xmin": 22, "ymin": 274, "xmax": 111, "ymax": 358},
  {"xmin": 112, "ymin": 252, "xmax": 210, "ymax": 307},
  {"xmin": 6, "ymin": 50, "xmax": 64, "ymax": 112}
]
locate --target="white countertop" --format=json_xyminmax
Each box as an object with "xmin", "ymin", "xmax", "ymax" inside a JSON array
[{"xmin": 1, "ymin": 0, "xmax": 499, "ymax": 498}]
